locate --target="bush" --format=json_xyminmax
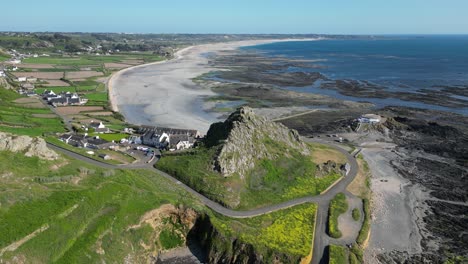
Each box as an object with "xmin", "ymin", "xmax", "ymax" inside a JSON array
[
  {"xmin": 159, "ymin": 229, "xmax": 184, "ymax": 249},
  {"xmin": 329, "ymin": 244, "xmax": 347, "ymax": 264},
  {"xmin": 352, "ymin": 208, "xmax": 360, "ymax": 221},
  {"xmin": 356, "ymin": 198, "xmax": 371, "ymax": 245},
  {"xmin": 327, "ymin": 193, "xmax": 348, "ymax": 238}
]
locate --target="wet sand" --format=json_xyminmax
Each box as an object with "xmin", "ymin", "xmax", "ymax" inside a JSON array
[{"xmin": 108, "ymin": 39, "xmax": 318, "ymax": 134}]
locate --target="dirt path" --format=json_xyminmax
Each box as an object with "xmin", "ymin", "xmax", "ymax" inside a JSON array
[{"xmin": 0, "ymin": 224, "xmax": 49, "ymax": 257}]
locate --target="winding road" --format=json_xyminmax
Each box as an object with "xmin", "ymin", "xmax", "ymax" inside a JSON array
[{"xmin": 46, "ymin": 141, "xmax": 359, "ymax": 264}]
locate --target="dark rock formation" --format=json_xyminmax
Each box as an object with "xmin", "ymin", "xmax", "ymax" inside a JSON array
[{"xmin": 206, "ymin": 106, "xmax": 309, "ymax": 179}]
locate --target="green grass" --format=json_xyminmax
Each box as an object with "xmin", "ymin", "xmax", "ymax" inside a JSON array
[
  {"xmin": 349, "ymin": 243, "xmax": 363, "ymax": 264},
  {"xmin": 23, "ymin": 54, "xmax": 162, "ymax": 66},
  {"xmin": 156, "ymin": 140, "xmax": 341, "ymax": 209},
  {"xmin": 85, "ymin": 92, "xmax": 108, "ymax": 102},
  {"xmin": 0, "ymin": 150, "xmax": 200, "ymax": 263},
  {"xmin": 0, "ymin": 87, "xmax": 66, "ymax": 136},
  {"xmin": 159, "ymin": 229, "xmax": 184, "ymax": 249},
  {"xmin": 329, "ymin": 244, "xmax": 348, "ymax": 264},
  {"xmin": 356, "ymin": 198, "xmax": 371, "ymax": 245},
  {"xmin": 0, "ymin": 54, "xmax": 10, "ymax": 62},
  {"xmin": 327, "ymin": 193, "xmax": 348, "ymax": 238},
  {"xmin": 90, "ymin": 133, "xmax": 127, "ymax": 142},
  {"xmin": 352, "ymin": 208, "xmax": 361, "ymax": 221},
  {"xmin": 157, "ymin": 143, "xmax": 343, "ymax": 210},
  {"xmin": 210, "ymin": 203, "xmax": 317, "ymax": 258}
]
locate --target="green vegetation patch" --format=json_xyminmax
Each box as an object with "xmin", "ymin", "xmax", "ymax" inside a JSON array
[
  {"xmin": 352, "ymin": 208, "xmax": 361, "ymax": 221},
  {"xmin": 329, "ymin": 244, "xmax": 348, "ymax": 264},
  {"xmin": 159, "ymin": 229, "xmax": 184, "ymax": 249},
  {"xmin": 90, "ymin": 133, "xmax": 127, "ymax": 142},
  {"xmin": 327, "ymin": 193, "xmax": 348, "ymax": 238},
  {"xmin": 157, "ymin": 143, "xmax": 343, "ymax": 210},
  {"xmin": 85, "ymin": 92, "xmax": 108, "ymax": 102},
  {"xmin": 0, "ymin": 150, "xmax": 198, "ymax": 263},
  {"xmin": 211, "ymin": 203, "xmax": 317, "ymax": 257},
  {"xmin": 349, "ymin": 243, "xmax": 364, "ymax": 264},
  {"xmin": 356, "ymin": 198, "xmax": 371, "ymax": 245}
]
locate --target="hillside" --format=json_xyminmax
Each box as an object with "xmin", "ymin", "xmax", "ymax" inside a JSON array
[{"xmin": 157, "ymin": 107, "xmax": 347, "ymax": 209}]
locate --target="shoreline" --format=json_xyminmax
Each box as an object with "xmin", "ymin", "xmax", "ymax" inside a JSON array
[{"xmin": 107, "ymin": 38, "xmax": 320, "ymax": 133}]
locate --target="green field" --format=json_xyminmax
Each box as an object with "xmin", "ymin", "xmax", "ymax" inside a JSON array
[
  {"xmin": 0, "ymin": 150, "xmax": 201, "ymax": 263},
  {"xmin": 85, "ymin": 92, "xmax": 108, "ymax": 102},
  {"xmin": 0, "ymin": 87, "xmax": 65, "ymax": 136},
  {"xmin": 327, "ymin": 193, "xmax": 348, "ymax": 238},
  {"xmin": 23, "ymin": 54, "xmax": 162, "ymax": 66},
  {"xmin": 89, "ymin": 133, "xmax": 128, "ymax": 142},
  {"xmin": 210, "ymin": 203, "xmax": 317, "ymax": 258},
  {"xmin": 156, "ymin": 143, "xmax": 343, "ymax": 210}
]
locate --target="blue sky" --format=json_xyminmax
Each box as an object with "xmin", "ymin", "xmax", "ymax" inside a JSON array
[{"xmin": 1, "ymin": 0, "xmax": 467, "ymax": 34}]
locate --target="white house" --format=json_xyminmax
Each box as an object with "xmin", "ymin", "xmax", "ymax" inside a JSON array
[
  {"xmin": 358, "ymin": 114, "xmax": 381, "ymax": 124},
  {"xmin": 89, "ymin": 121, "xmax": 110, "ymax": 133},
  {"xmin": 176, "ymin": 140, "xmax": 194, "ymax": 150},
  {"xmin": 129, "ymin": 135, "xmax": 142, "ymax": 145},
  {"xmin": 17, "ymin": 77, "xmax": 27, "ymax": 82},
  {"xmin": 0, "ymin": 71, "xmax": 5, "ymax": 77}
]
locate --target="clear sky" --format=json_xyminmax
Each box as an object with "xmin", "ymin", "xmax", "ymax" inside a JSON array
[{"xmin": 1, "ymin": 0, "xmax": 467, "ymax": 34}]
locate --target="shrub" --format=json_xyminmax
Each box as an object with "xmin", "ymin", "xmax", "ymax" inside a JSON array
[
  {"xmin": 356, "ymin": 198, "xmax": 371, "ymax": 245},
  {"xmin": 352, "ymin": 208, "xmax": 360, "ymax": 221},
  {"xmin": 327, "ymin": 193, "xmax": 348, "ymax": 238},
  {"xmin": 329, "ymin": 244, "xmax": 347, "ymax": 264}
]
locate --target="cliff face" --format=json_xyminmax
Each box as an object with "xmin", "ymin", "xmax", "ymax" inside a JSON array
[
  {"xmin": 205, "ymin": 107, "xmax": 309, "ymax": 179},
  {"xmin": 0, "ymin": 132, "xmax": 58, "ymax": 160},
  {"xmin": 188, "ymin": 214, "xmax": 302, "ymax": 264}
]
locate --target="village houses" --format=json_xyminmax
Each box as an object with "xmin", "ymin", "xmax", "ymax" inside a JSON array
[{"xmin": 138, "ymin": 126, "xmax": 198, "ymax": 150}]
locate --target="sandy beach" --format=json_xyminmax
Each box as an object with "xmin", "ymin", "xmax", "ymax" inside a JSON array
[{"xmin": 108, "ymin": 38, "xmax": 318, "ymax": 134}]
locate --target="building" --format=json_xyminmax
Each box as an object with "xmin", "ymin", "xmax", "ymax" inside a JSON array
[
  {"xmin": 43, "ymin": 90, "xmax": 87, "ymax": 107},
  {"xmin": 171, "ymin": 134, "xmax": 196, "ymax": 150},
  {"xmin": 21, "ymin": 83, "xmax": 35, "ymax": 90},
  {"xmin": 0, "ymin": 71, "xmax": 5, "ymax": 77},
  {"xmin": 141, "ymin": 130, "xmax": 169, "ymax": 148},
  {"xmin": 99, "ymin": 154, "xmax": 111, "ymax": 160},
  {"xmin": 59, "ymin": 134, "xmax": 116, "ymax": 149},
  {"xmin": 89, "ymin": 121, "xmax": 110, "ymax": 134},
  {"xmin": 358, "ymin": 114, "xmax": 381, "ymax": 124},
  {"xmin": 17, "ymin": 77, "xmax": 27, "ymax": 82},
  {"xmin": 138, "ymin": 126, "xmax": 198, "ymax": 150},
  {"xmin": 59, "ymin": 134, "xmax": 87, "ymax": 148},
  {"xmin": 86, "ymin": 137, "xmax": 116, "ymax": 149}
]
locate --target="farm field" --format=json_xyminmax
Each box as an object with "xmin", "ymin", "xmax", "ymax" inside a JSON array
[{"xmin": 0, "ymin": 87, "xmax": 65, "ymax": 136}]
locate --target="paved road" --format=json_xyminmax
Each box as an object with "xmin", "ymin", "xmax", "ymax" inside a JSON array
[{"xmin": 46, "ymin": 141, "xmax": 359, "ymax": 263}]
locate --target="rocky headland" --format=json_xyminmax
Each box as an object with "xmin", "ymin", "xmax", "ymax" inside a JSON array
[{"xmin": 0, "ymin": 132, "xmax": 58, "ymax": 160}]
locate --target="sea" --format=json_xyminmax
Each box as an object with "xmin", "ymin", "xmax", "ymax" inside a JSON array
[{"xmin": 241, "ymin": 35, "xmax": 468, "ymax": 115}]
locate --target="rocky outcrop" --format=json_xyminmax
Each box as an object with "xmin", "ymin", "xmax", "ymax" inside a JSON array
[
  {"xmin": 0, "ymin": 132, "xmax": 58, "ymax": 160},
  {"xmin": 188, "ymin": 214, "xmax": 302, "ymax": 264},
  {"xmin": 205, "ymin": 107, "xmax": 309, "ymax": 179}
]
